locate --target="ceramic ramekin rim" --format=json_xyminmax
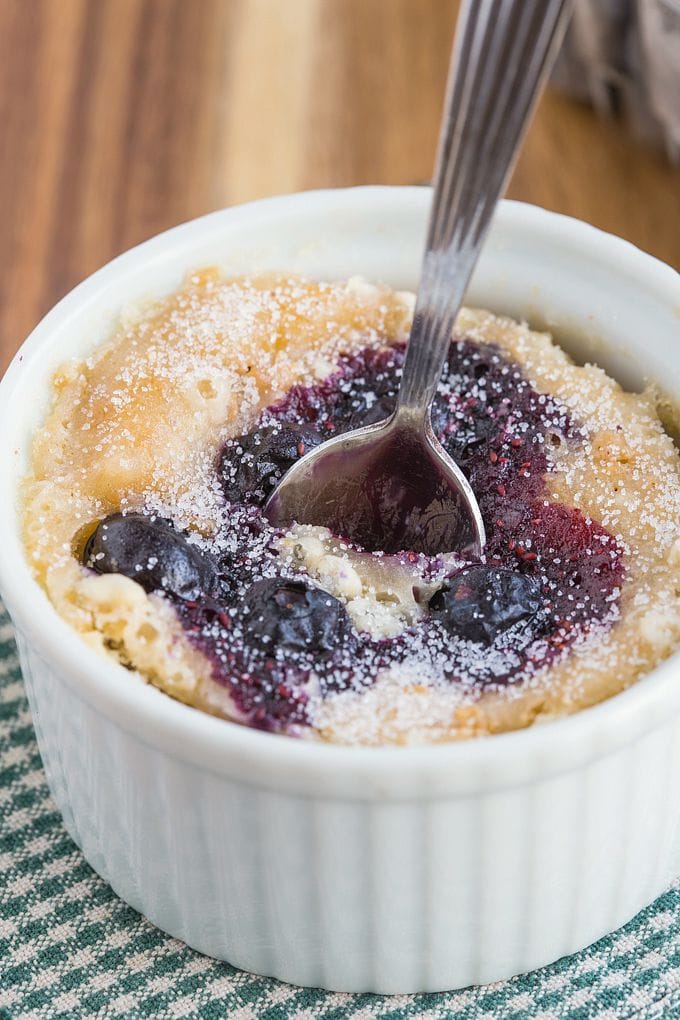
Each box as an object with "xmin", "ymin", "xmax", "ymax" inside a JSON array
[{"xmin": 2, "ymin": 187, "xmax": 680, "ymax": 798}]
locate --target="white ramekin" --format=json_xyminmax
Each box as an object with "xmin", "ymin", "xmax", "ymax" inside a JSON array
[{"xmin": 1, "ymin": 189, "xmax": 679, "ymax": 994}]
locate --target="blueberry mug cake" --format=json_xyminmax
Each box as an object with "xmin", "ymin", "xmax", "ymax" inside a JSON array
[{"xmin": 22, "ymin": 271, "xmax": 680, "ymax": 744}]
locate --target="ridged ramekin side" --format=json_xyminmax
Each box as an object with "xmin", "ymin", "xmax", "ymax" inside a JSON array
[{"xmin": 14, "ymin": 627, "xmax": 680, "ymax": 993}]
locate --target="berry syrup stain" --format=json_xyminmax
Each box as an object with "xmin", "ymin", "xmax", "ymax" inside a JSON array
[{"xmin": 86, "ymin": 339, "xmax": 625, "ymax": 733}]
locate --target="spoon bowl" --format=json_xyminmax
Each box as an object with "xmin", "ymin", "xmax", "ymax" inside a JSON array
[{"xmin": 266, "ymin": 407, "xmax": 485, "ymax": 556}]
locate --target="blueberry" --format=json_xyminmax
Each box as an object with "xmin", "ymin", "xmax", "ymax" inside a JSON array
[
  {"xmin": 84, "ymin": 513, "xmax": 220, "ymax": 601},
  {"xmin": 429, "ymin": 395, "xmax": 450, "ymax": 439},
  {"xmin": 242, "ymin": 578, "xmax": 350, "ymax": 654},
  {"xmin": 346, "ymin": 394, "xmax": 396, "ymax": 431},
  {"xmin": 429, "ymin": 565, "xmax": 542, "ymax": 644},
  {"xmin": 443, "ymin": 411, "xmax": 498, "ymax": 464},
  {"xmin": 220, "ymin": 424, "xmax": 322, "ymax": 504}
]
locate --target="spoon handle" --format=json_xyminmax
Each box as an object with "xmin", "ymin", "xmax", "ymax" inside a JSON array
[{"xmin": 397, "ymin": 0, "xmax": 572, "ymax": 418}]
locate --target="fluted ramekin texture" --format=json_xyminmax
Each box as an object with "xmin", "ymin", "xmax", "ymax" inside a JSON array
[{"xmin": 1, "ymin": 190, "xmax": 679, "ymax": 992}]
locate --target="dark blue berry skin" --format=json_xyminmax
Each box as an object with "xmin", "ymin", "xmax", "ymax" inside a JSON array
[
  {"xmin": 84, "ymin": 513, "xmax": 220, "ymax": 601},
  {"xmin": 221, "ymin": 424, "xmax": 322, "ymax": 504},
  {"xmin": 242, "ymin": 578, "xmax": 350, "ymax": 655},
  {"xmin": 347, "ymin": 394, "xmax": 396, "ymax": 431},
  {"xmin": 429, "ymin": 566, "xmax": 542, "ymax": 644}
]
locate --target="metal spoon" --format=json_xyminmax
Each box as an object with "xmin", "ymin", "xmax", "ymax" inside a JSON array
[{"xmin": 266, "ymin": 0, "xmax": 572, "ymax": 557}]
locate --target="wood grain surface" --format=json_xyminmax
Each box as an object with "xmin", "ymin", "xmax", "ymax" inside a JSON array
[{"xmin": 1, "ymin": 0, "xmax": 678, "ymax": 373}]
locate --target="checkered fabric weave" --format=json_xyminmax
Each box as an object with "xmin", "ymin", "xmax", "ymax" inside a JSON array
[{"xmin": 1, "ymin": 604, "xmax": 678, "ymax": 1020}]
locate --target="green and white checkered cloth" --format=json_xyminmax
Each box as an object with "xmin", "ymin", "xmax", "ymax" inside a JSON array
[{"xmin": 1, "ymin": 603, "xmax": 678, "ymax": 1020}]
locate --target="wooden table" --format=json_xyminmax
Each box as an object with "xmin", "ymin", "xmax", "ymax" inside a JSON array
[{"xmin": 1, "ymin": 0, "xmax": 678, "ymax": 373}]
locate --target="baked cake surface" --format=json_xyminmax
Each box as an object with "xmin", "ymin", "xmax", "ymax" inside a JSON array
[{"xmin": 22, "ymin": 272, "xmax": 680, "ymax": 744}]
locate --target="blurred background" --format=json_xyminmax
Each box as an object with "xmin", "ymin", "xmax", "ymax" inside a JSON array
[{"xmin": 1, "ymin": 0, "xmax": 678, "ymax": 373}]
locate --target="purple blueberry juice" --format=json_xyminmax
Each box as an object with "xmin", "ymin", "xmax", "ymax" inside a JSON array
[{"xmin": 85, "ymin": 337, "xmax": 624, "ymax": 733}]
